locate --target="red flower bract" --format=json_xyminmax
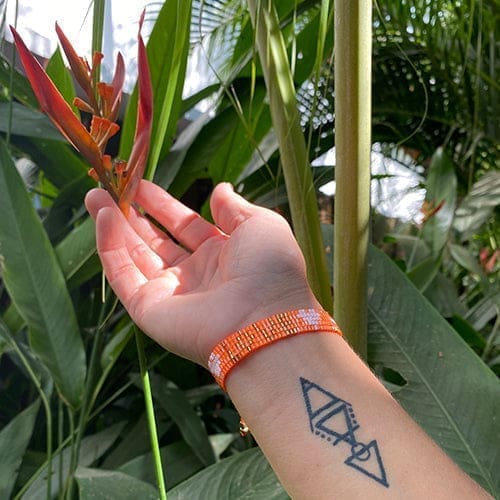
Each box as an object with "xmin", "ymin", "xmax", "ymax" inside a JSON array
[{"xmin": 10, "ymin": 12, "xmax": 153, "ymax": 216}]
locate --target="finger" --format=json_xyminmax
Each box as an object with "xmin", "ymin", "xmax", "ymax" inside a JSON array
[
  {"xmin": 127, "ymin": 208, "xmax": 189, "ymax": 266},
  {"xmin": 135, "ymin": 180, "xmax": 224, "ymax": 251},
  {"xmin": 96, "ymin": 206, "xmax": 148, "ymax": 307},
  {"xmin": 85, "ymin": 189, "xmax": 173, "ymax": 278},
  {"xmin": 210, "ymin": 182, "xmax": 262, "ymax": 234},
  {"xmin": 85, "ymin": 188, "xmax": 114, "ymax": 219},
  {"xmin": 97, "ymin": 201, "xmax": 167, "ymax": 278}
]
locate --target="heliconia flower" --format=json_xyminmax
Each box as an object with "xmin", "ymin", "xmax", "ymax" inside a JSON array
[{"xmin": 10, "ymin": 11, "xmax": 152, "ymax": 216}]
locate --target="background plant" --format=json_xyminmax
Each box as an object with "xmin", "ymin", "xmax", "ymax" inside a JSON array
[{"xmin": 0, "ymin": 0, "xmax": 498, "ymax": 498}]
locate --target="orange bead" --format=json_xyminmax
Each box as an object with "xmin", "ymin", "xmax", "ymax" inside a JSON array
[{"xmin": 207, "ymin": 309, "xmax": 342, "ymax": 390}]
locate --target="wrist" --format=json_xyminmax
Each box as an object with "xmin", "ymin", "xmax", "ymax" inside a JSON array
[
  {"xmin": 202, "ymin": 289, "xmax": 321, "ymax": 367},
  {"xmin": 208, "ymin": 307, "xmax": 341, "ymax": 389}
]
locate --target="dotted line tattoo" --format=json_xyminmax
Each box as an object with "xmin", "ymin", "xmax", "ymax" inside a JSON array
[{"xmin": 300, "ymin": 377, "xmax": 389, "ymax": 488}]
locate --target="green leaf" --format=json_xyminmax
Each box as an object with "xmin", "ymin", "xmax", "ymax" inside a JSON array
[
  {"xmin": 119, "ymin": 440, "xmax": 204, "ymax": 489},
  {"xmin": 55, "ymin": 216, "xmax": 97, "ymax": 282},
  {"xmin": 0, "ymin": 58, "xmax": 37, "ymax": 107},
  {"xmin": 422, "ymin": 147, "xmax": 457, "ymax": 254},
  {"xmin": 151, "ymin": 374, "xmax": 216, "ymax": 466},
  {"xmin": 207, "ymin": 86, "xmax": 272, "ymax": 184},
  {"xmin": 0, "ymin": 139, "xmax": 86, "ymax": 408},
  {"xmin": 368, "ymin": 246, "xmax": 500, "ymax": 496},
  {"xmin": 154, "ymin": 112, "xmax": 212, "ymax": 191},
  {"xmin": 448, "ymin": 243, "xmax": 484, "ymax": 277},
  {"xmin": 464, "ymin": 293, "xmax": 500, "ymax": 331},
  {"xmin": 2, "ymin": 217, "xmax": 98, "ymax": 334},
  {"xmin": 423, "ymin": 272, "xmax": 466, "ymax": 318},
  {"xmin": 0, "ymin": 102, "xmax": 63, "ymax": 140},
  {"xmin": 75, "ymin": 468, "xmax": 158, "ymax": 500},
  {"xmin": 166, "ymin": 104, "xmax": 239, "ymax": 198},
  {"xmin": 24, "ymin": 422, "xmax": 126, "ymax": 499},
  {"xmin": 46, "ymin": 47, "xmax": 79, "ymax": 115},
  {"xmin": 0, "ymin": 399, "xmax": 40, "ymax": 499},
  {"xmin": 13, "ymin": 137, "xmax": 89, "ymax": 189},
  {"xmin": 449, "ymin": 315, "xmax": 487, "ymax": 353},
  {"xmin": 119, "ymin": 0, "xmax": 192, "ymax": 180},
  {"xmin": 406, "ymin": 255, "xmax": 441, "ymax": 292},
  {"xmin": 168, "ymin": 448, "xmax": 287, "ymax": 499},
  {"xmin": 454, "ymin": 171, "xmax": 500, "ymax": 241}
]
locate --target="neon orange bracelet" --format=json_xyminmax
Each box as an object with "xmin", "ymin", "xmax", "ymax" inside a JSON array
[{"xmin": 207, "ymin": 308, "xmax": 342, "ymax": 390}]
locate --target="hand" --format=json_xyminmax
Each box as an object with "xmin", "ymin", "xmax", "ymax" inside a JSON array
[{"xmin": 85, "ymin": 180, "xmax": 319, "ymax": 366}]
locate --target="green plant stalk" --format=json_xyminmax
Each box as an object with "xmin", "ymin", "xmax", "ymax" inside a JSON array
[
  {"xmin": 333, "ymin": 0, "xmax": 372, "ymax": 358},
  {"xmin": 247, "ymin": 0, "xmax": 333, "ymax": 311},
  {"xmin": 91, "ymin": 0, "xmax": 106, "ymax": 87},
  {"xmin": 58, "ymin": 400, "xmax": 64, "ymax": 495},
  {"xmin": 135, "ymin": 329, "xmax": 167, "ymax": 500},
  {"xmin": 65, "ymin": 327, "xmax": 104, "ymax": 498}
]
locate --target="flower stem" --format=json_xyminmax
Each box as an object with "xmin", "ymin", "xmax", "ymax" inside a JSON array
[{"xmin": 134, "ymin": 328, "xmax": 167, "ymax": 500}]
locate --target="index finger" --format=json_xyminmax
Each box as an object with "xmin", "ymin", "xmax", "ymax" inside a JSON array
[
  {"xmin": 135, "ymin": 180, "xmax": 225, "ymax": 251},
  {"xmin": 96, "ymin": 206, "xmax": 147, "ymax": 306}
]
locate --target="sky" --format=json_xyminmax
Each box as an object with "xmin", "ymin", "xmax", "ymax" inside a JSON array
[{"xmin": 5, "ymin": 0, "xmax": 149, "ymax": 91}]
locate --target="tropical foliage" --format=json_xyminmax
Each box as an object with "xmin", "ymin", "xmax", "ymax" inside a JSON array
[{"xmin": 0, "ymin": 0, "xmax": 498, "ymax": 498}]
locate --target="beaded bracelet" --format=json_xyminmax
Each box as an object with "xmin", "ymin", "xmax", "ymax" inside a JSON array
[{"xmin": 207, "ymin": 308, "xmax": 342, "ymax": 390}]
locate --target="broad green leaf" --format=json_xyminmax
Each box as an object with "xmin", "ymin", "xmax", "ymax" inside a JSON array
[
  {"xmin": 0, "ymin": 139, "xmax": 86, "ymax": 408},
  {"xmin": 449, "ymin": 315, "xmax": 487, "ymax": 353},
  {"xmin": 151, "ymin": 374, "xmax": 216, "ymax": 466},
  {"xmin": 155, "ymin": 112, "xmax": 212, "ymax": 191},
  {"xmin": 167, "ymin": 104, "xmax": 240, "ymax": 198},
  {"xmin": 368, "ymin": 246, "xmax": 500, "ymax": 496},
  {"xmin": 0, "ymin": 399, "xmax": 40, "ymax": 499},
  {"xmin": 43, "ymin": 174, "xmax": 95, "ymax": 243},
  {"xmin": 45, "ymin": 47, "xmax": 79, "ymax": 115},
  {"xmin": 168, "ymin": 448, "xmax": 287, "ymax": 499},
  {"xmin": 387, "ymin": 234, "xmax": 431, "ymax": 266},
  {"xmin": 0, "ymin": 58, "xmax": 37, "ymax": 106},
  {"xmin": 119, "ymin": 440, "xmax": 204, "ymax": 489},
  {"xmin": 207, "ymin": 85, "xmax": 271, "ymax": 184},
  {"xmin": 119, "ymin": 0, "xmax": 192, "ymax": 180},
  {"xmin": 13, "ymin": 137, "xmax": 89, "ymax": 189},
  {"xmin": 421, "ymin": 147, "xmax": 457, "ymax": 254},
  {"xmin": 100, "ymin": 321, "xmax": 134, "ymax": 373},
  {"xmin": 0, "ymin": 102, "xmax": 62, "ymax": 140},
  {"xmin": 406, "ymin": 255, "xmax": 441, "ymax": 292},
  {"xmin": 424, "ymin": 272, "xmax": 467, "ymax": 318},
  {"xmin": 210, "ymin": 433, "xmax": 239, "ymax": 457},
  {"xmin": 102, "ymin": 411, "xmax": 169, "ymax": 470},
  {"xmin": 2, "ymin": 216, "xmax": 98, "ymax": 335},
  {"xmin": 180, "ymin": 84, "xmax": 219, "ymax": 114},
  {"xmin": 464, "ymin": 293, "xmax": 500, "ymax": 331},
  {"xmin": 454, "ymin": 171, "xmax": 500, "ymax": 241},
  {"xmin": 448, "ymin": 243, "xmax": 484, "ymax": 277},
  {"xmin": 75, "ymin": 468, "xmax": 158, "ymax": 500},
  {"xmin": 55, "ymin": 216, "xmax": 97, "ymax": 282},
  {"xmin": 24, "ymin": 422, "xmax": 126, "ymax": 499}
]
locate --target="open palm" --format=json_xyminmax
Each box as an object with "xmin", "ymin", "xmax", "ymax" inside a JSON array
[{"xmin": 85, "ymin": 180, "xmax": 318, "ymax": 366}]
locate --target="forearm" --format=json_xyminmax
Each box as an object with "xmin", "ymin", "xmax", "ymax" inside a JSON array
[{"xmin": 226, "ymin": 332, "xmax": 491, "ymax": 499}]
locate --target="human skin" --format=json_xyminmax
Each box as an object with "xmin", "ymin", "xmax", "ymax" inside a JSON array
[{"xmin": 85, "ymin": 181, "xmax": 491, "ymax": 499}]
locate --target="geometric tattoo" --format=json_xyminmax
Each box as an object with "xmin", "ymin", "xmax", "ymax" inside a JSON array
[{"xmin": 300, "ymin": 377, "xmax": 389, "ymax": 488}]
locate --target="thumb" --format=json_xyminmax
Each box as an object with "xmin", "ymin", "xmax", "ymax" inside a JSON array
[{"xmin": 210, "ymin": 183, "xmax": 261, "ymax": 234}]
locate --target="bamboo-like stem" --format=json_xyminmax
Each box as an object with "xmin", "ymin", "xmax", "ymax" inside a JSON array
[
  {"xmin": 135, "ymin": 329, "xmax": 167, "ymax": 500},
  {"xmin": 247, "ymin": 0, "xmax": 333, "ymax": 312},
  {"xmin": 91, "ymin": 0, "xmax": 106, "ymax": 87},
  {"xmin": 334, "ymin": 1, "xmax": 372, "ymax": 358}
]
